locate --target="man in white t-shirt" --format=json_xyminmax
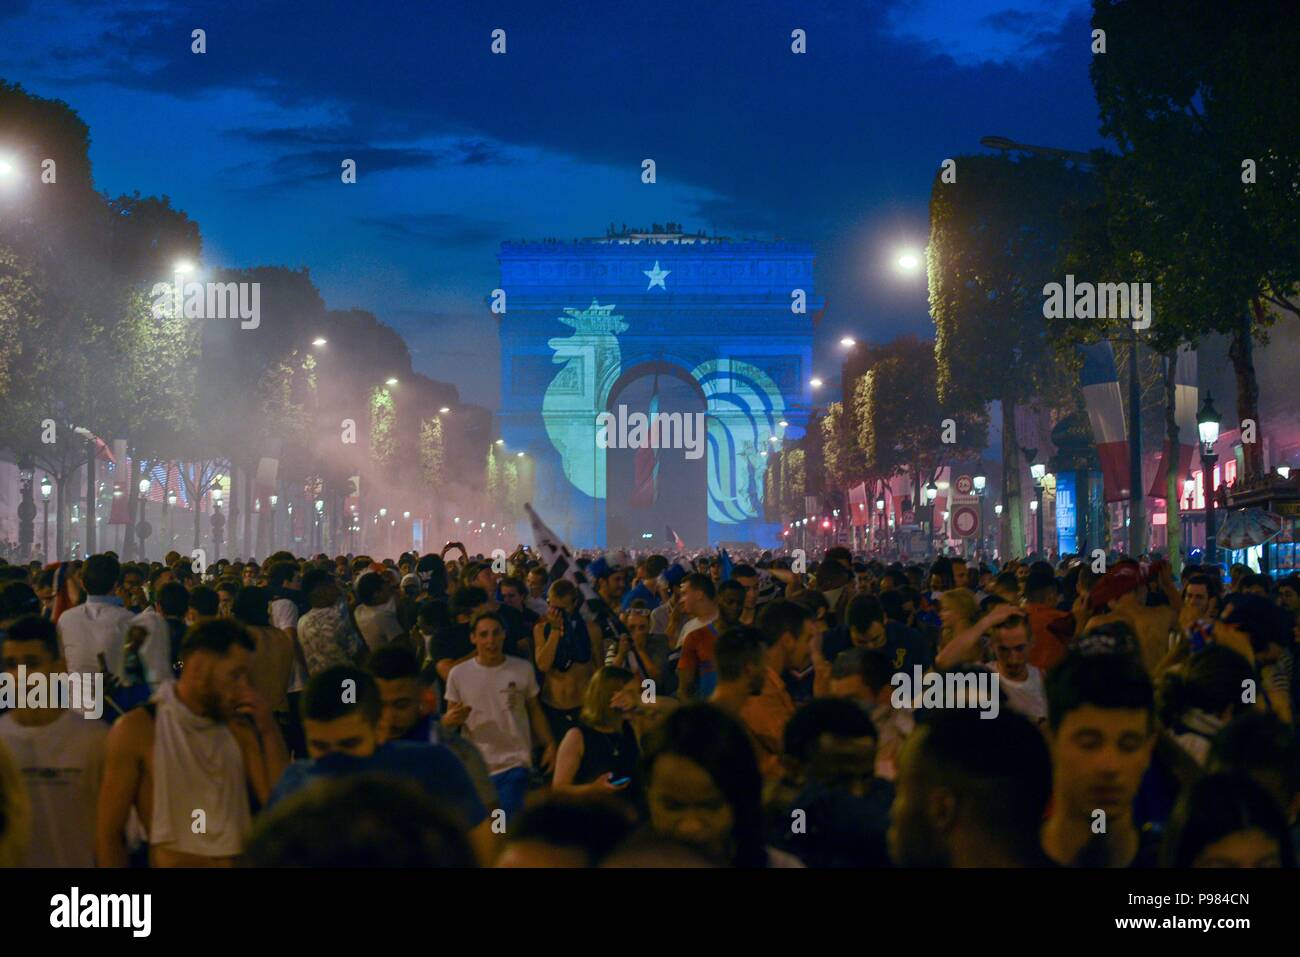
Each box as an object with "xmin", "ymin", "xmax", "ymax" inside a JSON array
[
  {"xmin": 443, "ymin": 609, "xmax": 556, "ymax": 821},
  {"xmin": 56, "ymin": 554, "xmax": 135, "ymax": 691},
  {"xmin": 988, "ymin": 614, "xmax": 1046, "ymax": 723},
  {"xmin": 0, "ymin": 616, "xmax": 107, "ymax": 867}
]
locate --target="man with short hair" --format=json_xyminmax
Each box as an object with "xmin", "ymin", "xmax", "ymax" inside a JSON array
[
  {"xmin": 677, "ymin": 575, "xmax": 723, "ymax": 700},
  {"xmin": 0, "ymin": 616, "xmax": 108, "ymax": 866},
  {"xmin": 888, "ymin": 708, "xmax": 1054, "ymax": 867},
  {"xmin": 432, "ymin": 585, "xmax": 491, "ymax": 682},
  {"xmin": 56, "ymin": 554, "xmax": 136, "ymax": 699},
  {"xmin": 1040, "ymin": 650, "xmax": 1157, "ymax": 867},
  {"xmin": 741, "ymin": 600, "xmax": 810, "ymax": 778},
  {"xmin": 525, "ymin": 566, "xmax": 551, "ymax": 617},
  {"xmin": 296, "ymin": 569, "xmax": 366, "ymax": 675},
  {"xmin": 186, "ymin": 584, "xmax": 220, "ymax": 625},
  {"xmin": 445, "ymin": 610, "xmax": 557, "ymax": 821},
  {"xmin": 770, "ymin": 697, "xmax": 894, "ymax": 867},
  {"xmin": 822, "ymin": 593, "xmax": 930, "ymax": 676},
  {"xmin": 710, "ymin": 625, "xmax": 767, "ymax": 717},
  {"xmin": 1022, "ymin": 562, "xmax": 1073, "ymax": 672},
  {"xmin": 987, "ymin": 607, "xmax": 1047, "ymax": 723},
  {"xmin": 97, "ymin": 619, "xmax": 289, "ymax": 867},
  {"xmin": 269, "ymin": 664, "xmax": 495, "ymax": 863},
  {"xmin": 353, "ymin": 572, "xmax": 405, "ymax": 652},
  {"xmin": 828, "ymin": 648, "xmax": 913, "ymax": 781}
]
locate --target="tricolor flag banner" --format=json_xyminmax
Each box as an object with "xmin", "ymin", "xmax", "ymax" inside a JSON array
[
  {"xmin": 525, "ymin": 502, "xmax": 575, "ymax": 581},
  {"xmin": 1147, "ymin": 345, "xmax": 1198, "ymax": 498},
  {"xmin": 1079, "ymin": 341, "xmax": 1130, "ymax": 503},
  {"xmin": 525, "ymin": 502, "xmax": 601, "ymax": 616},
  {"xmin": 630, "ymin": 375, "xmax": 661, "ymax": 509},
  {"xmin": 848, "ymin": 482, "xmax": 869, "ymax": 526}
]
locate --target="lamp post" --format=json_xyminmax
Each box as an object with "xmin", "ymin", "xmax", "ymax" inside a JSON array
[
  {"xmin": 40, "ymin": 476, "xmax": 52, "ymax": 562},
  {"xmin": 1198, "ymin": 391, "xmax": 1222, "ymax": 568},
  {"xmin": 211, "ymin": 487, "xmax": 224, "ymax": 560},
  {"xmin": 137, "ymin": 477, "xmax": 152, "ymax": 561},
  {"xmin": 268, "ymin": 493, "xmax": 278, "ymax": 552},
  {"xmin": 1024, "ymin": 450, "xmax": 1045, "ymax": 558},
  {"xmin": 314, "ymin": 498, "xmax": 324, "ymax": 553},
  {"xmin": 924, "ymin": 479, "xmax": 938, "ymax": 557},
  {"xmin": 17, "ymin": 457, "xmax": 35, "ymax": 560}
]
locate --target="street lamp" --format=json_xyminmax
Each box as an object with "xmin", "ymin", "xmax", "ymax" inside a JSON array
[
  {"xmin": 809, "ymin": 377, "xmax": 823, "ymax": 389},
  {"xmin": 924, "ymin": 480, "xmax": 939, "ymax": 556},
  {"xmin": 312, "ymin": 337, "xmax": 328, "ymax": 347},
  {"xmin": 439, "ymin": 407, "xmax": 451, "ymax": 414},
  {"xmin": 386, "ymin": 377, "xmax": 399, "ymax": 387},
  {"xmin": 1198, "ymin": 391, "xmax": 1222, "ymax": 567},
  {"xmin": 973, "ymin": 473, "xmax": 987, "ymax": 556},
  {"xmin": 39, "ymin": 477, "xmax": 52, "ymax": 561},
  {"xmin": 1023, "ymin": 450, "xmax": 1046, "ymax": 557},
  {"xmin": 839, "ymin": 336, "xmax": 856, "ymax": 348},
  {"xmin": 895, "ymin": 249, "xmax": 922, "ymax": 273}
]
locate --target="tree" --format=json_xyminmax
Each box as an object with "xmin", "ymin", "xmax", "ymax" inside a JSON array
[
  {"xmin": 1090, "ymin": 0, "xmax": 1300, "ymax": 478},
  {"xmin": 929, "ymin": 155, "xmax": 1090, "ymax": 556}
]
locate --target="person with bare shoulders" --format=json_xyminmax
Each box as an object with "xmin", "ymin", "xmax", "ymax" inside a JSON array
[
  {"xmin": 533, "ymin": 578, "xmax": 600, "ymax": 744},
  {"xmin": 1085, "ymin": 561, "xmax": 1178, "ymax": 675},
  {"xmin": 96, "ymin": 619, "xmax": 289, "ymax": 867}
]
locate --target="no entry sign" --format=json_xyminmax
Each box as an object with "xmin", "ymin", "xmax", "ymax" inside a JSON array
[{"xmin": 952, "ymin": 503, "xmax": 980, "ymax": 538}]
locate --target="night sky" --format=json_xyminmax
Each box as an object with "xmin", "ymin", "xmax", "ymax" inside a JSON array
[{"xmin": 0, "ymin": 0, "xmax": 1102, "ymax": 408}]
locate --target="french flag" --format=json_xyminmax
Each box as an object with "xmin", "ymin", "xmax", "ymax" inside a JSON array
[
  {"xmin": 1147, "ymin": 345, "xmax": 1198, "ymax": 498},
  {"xmin": 1079, "ymin": 342, "xmax": 1130, "ymax": 503}
]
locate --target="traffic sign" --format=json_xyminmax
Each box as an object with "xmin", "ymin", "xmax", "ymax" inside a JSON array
[
  {"xmin": 954, "ymin": 474, "xmax": 974, "ymax": 496},
  {"xmin": 952, "ymin": 504, "xmax": 980, "ymax": 538}
]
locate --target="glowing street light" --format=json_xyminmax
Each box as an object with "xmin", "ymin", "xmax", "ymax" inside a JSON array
[
  {"xmin": 439, "ymin": 407, "xmax": 451, "ymax": 414},
  {"xmin": 312, "ymin": 337, "xmax": 328, "ymax": 347},
  {"xmin": 778, "ymin": 420, "xmax": 789, "ymax": 428},
  {"xmin": 895, "ymin": 249, "xmax": 922, "ymax": 273},
  {"xmin": 516, "ymin": 451, "xmax": 525, "ymax": 458},
  {"xmin": 0, "ymin": 156, "xmax": 15, "ymax": 177},
  {"xmin": 386, "ymin": 377, "xmax": 399, "ymax": 387},
  {"xmin": 379, "ymin": 507, "xmax": 388, "ymax": 517},
  {"xmin": 402, "ymin": 511, "xmax": 410, "ymax": 519},
  {"xmin": 174, "ymin": 260, "xmax": 195, "ymax": 275},
  {"xmin": 809, "ymin": 377, "xmax": 823, "ymax": 389},
  {"xmin": 839, "ymin": 336, "xmax": 856, "ymax": 348},
  {"xmin": 138, "ymin": 478, "xmax": 152, "ymax": 495}
]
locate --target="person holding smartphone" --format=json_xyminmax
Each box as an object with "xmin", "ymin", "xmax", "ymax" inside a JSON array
[{"xmin": 550, "ymin": 666, "xmax": 639, "ymax": 801}]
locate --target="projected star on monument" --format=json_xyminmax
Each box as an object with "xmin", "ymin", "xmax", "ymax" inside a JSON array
[{"xmin": 643, "ymin": 261, "xmax": 670, "ymax": 290}]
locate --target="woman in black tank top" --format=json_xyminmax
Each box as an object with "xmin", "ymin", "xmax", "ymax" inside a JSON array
[{"xmin": 552, "ymin": 666, "xmax": 641, "ymax": 798}]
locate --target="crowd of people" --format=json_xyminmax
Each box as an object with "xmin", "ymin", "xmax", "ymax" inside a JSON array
[{"xmin": 0, "ymin": 540, "xmax": 1296, "ymax": 868}]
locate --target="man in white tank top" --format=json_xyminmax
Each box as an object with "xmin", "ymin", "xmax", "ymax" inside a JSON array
[{"xmin": 97, "ymin": 619, "xmax": 289, "ymax": 867}]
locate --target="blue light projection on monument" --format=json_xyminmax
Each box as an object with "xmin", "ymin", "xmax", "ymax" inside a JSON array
[{"xmin": 498, "ymin": 226, "xmax": 819, "ymax": 549}]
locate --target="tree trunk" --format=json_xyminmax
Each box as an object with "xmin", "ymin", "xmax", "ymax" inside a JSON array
[
  {"xmin": 242, "ymin": 468, "xmax": 254, "ymax": 560},
  {"xmin": 1230, "ymin": 303, "xmax": 1264, "ymax": 479},
  {"xmin": 1164, "ymin": 352, "xmax": 1182, "ymax": 579},
  {"xmin": 1002, "ymin": 396, "xmax": 1025, "ymax": 558},
  {"xmin": 55, "ymin": 472, "xmax": 66, "ymax": 561},
  {"xmin": 85, "ymin": 444, "xmax": 96, "ymax": 556},
  {"xmin": 123, "ymin": 456, "xmax": 139, "ymax": 560}
]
